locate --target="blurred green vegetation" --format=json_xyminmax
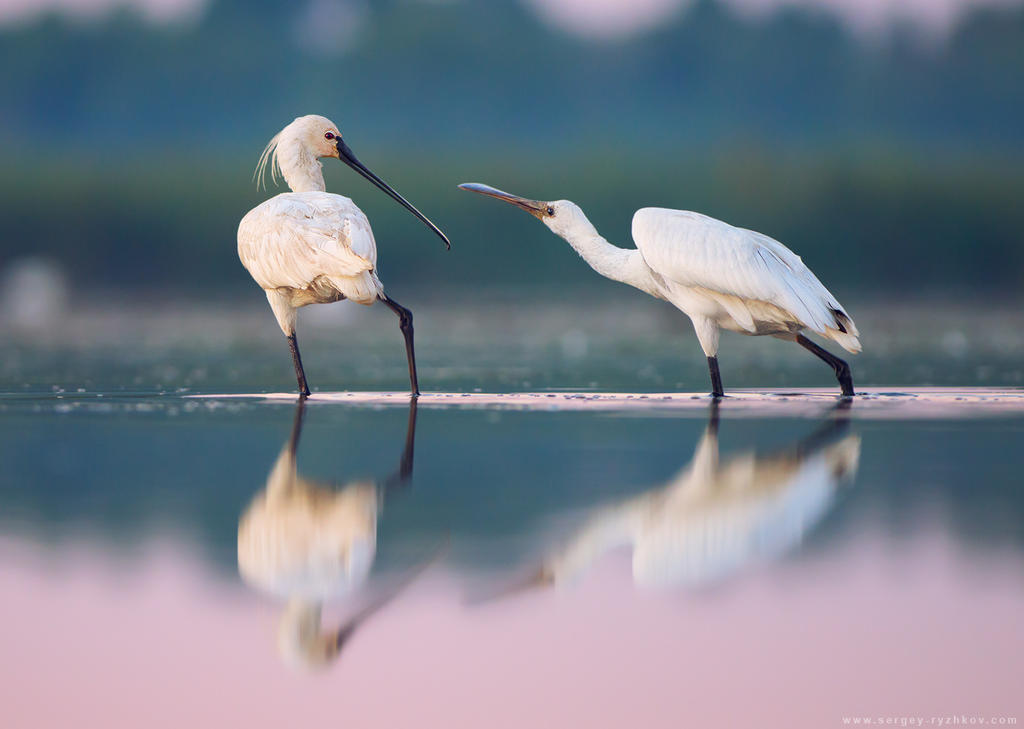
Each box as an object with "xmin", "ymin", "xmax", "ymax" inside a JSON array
[
  {"xmin": 1, "ymin": 0, "xmax": 1022, "ymax": 295},
  {"xmin": 2, "ymin": 0, "xmax": 1023, "ymax": 149},
  {"xmin": 2, "ymin": 147, "xmax": 1021, "ymax": 293}
]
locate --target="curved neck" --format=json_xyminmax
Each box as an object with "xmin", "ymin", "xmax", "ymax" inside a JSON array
[
  {"xmin": 279, "ymin": 141, "xmax": 326, "ymax": 193},
  {"xmin": 555, "ymin": 216, "xmax": 656, "ymax": 295}
]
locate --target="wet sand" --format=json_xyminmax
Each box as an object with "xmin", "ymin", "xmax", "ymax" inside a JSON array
[{"xmin": 194, "ymin": 387, "xmax": 1024, "ymax": 417}]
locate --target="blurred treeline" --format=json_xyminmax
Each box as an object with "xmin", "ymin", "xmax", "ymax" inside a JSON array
[
  {"xmin": 0, "ymin": 0, "xmax": 1022, "ymax": 294},
  {"xmin": 4, "ymin": 148, "xmax": 1023, "ymax": 295}
]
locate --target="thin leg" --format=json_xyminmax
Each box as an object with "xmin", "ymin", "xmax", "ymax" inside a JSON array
[
  {"xmin": 383, "ymin": 398, "xmax": 418, "ymax": 494},
  {"xmin": 287, "ymin": 333, "xmax": 311, "ymax": 398},
  {"xmin": 397, "ymin": 397, "xmax": 418, "ymax": 481},
  {"xmin": 707, "ymin": 398, "xmax": 720, "ymax": 434},
  {"xmin": 379, "ymin": 294, "xmax": 419, "ymax": 397},
  {"xmin": 793, "ymin": 414, "xmax": 851, "ymax": 458},
  {"xmin": 796, "ymin": 334, "xmax": 855, "ymax": 397},
  {"xmin": 707, "ymin": 356, "xmax": 724, "ymax": 398},
  {"xmin": 287, "ymin": 397, "xmax": 307, "ymax": 454}
]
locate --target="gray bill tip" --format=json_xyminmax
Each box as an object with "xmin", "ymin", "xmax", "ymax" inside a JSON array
[{"xmin": 458, "ymin": 182, "xmax": 507, "ymax": 195}]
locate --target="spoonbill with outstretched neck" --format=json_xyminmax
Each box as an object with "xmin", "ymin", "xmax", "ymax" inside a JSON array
[
  {"xmin": 479, "ymin": 407, "xmax": 859, "ymax": 599},
  {"xmin": 459, "ymin": 183, "xmax": 859, "ymax": 397},
  {"xmin": 239, "ymin": 115, "xmax": 450, "ymax": 397}
]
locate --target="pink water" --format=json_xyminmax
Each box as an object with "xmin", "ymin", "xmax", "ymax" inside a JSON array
[{"xmin": 3, "ymin": 527, "xmax": 1022, "ymax": 729}]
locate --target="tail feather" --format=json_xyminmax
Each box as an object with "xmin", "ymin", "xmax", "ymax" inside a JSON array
[
  {"xmin": 826, "ymin": 328, "xmax": 861, "ymax": 354},
  {"xmin": 823, "ymin": 307, "xmax": 860, "ymax": 352}
]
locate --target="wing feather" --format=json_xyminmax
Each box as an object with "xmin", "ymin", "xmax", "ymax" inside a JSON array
[
  {"xmin": 632, "ymin": 208, "xmax": 858, "ymax": 341},
  {"xmin": 238, "ymin": 192, "xmax": 376, "ymax": 291}
]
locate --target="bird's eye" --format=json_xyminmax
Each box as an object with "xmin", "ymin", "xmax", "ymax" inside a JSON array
[
  {"xmin": 324, "ymin": 132, "xmax": 335, "ymax": 140},
  {"xmin": 547, "ymin": 206, "xmax": 555, "ymax": 216}
]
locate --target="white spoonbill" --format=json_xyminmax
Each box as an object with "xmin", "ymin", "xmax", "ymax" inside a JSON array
[
  {"xmin": 239, "ymin": 115, "xmax": 451, "ymax": 397},
  {"xmin": 485, "ymin": 410, "xmax": 859, "ymax": 597},
  {"xmin": 459, "ymin": 183, "xmax": 860, "ymax": 397},
  {"xmin": 237, "ymin": 398, "xmax": 423, "ymax": 670}
]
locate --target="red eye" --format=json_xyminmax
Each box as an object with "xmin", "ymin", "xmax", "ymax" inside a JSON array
[{"xmin": 324, "ymin": 132, "xmax": 335, "ymax": 140}]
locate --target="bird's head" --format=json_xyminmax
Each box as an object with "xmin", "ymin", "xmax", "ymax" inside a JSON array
[
  {"xmin": 257, "ymin": 114, "xmax": 451, "ymax": 249},
  {"xmin": 294, "ymin": 114, "xmax": 345, "ymax": 160},
  {"xmin": 276, "ymin": 599, "xmax": 354, "ymax": 672},
  {"xmin": 258, "ymin": 115, "xmax": 344, "ymax": 175},
  {"xmin": 457, "ymin": 183, "xmax": 591, "ymax": 239}
]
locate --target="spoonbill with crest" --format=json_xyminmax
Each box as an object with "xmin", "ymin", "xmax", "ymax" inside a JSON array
[
  {"xmin": 459, "ymin": 183, "xmax": 859, "ymax": 397},
  {"xmin": 239, "ymin": 115, "xmax": 450, "ymax": 397},
  {"xmin": 237, "ymin": 398, "xmax": 427, "ymax": 670}
]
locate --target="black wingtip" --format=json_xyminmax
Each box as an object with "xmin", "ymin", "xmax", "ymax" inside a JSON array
[{"xmin": 829, "ymin": 307, "xmax": 849, "ymax": 334}]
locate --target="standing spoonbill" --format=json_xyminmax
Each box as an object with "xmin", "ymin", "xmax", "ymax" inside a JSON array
[
  {"xmin": 237, "ymin": 398, "xmax": 425, "ymax": 670},
  {"xmin": 239, "ymin": 115, "xmax": 450, "ymax": 397},
  {"xmin": 459, "ymin": 183, "xmax": 859, "ymax": 397}
]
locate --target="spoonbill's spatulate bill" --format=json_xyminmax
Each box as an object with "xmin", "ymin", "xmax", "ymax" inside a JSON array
[
  {"xmin": 238, "ymin": 115, "xmax": 450, "ymax": 397},
  {"xmin": 459, "ymin": 182, "xmax": 859, "ymax": 397}
]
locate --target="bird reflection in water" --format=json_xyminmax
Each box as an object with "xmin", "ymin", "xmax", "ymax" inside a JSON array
[
  {"xmin": 491, "ymin": 405, "xmax": 860, "ymax": 598},
  {"xmin": 237, "ymin": 398, "xmax": 427, "ymax": 670}
]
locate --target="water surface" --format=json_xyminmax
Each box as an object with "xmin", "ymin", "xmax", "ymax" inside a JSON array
[
  {"xmin": 2, "ymin": 300, "xmax": 1022, "ymax": 727},
  {"xmin": 2, "ymin": 389, "xmax": 1023, "ymax": 727}
]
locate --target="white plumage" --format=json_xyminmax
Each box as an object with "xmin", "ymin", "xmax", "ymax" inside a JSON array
[
  {"xmin": 240, "ymin": 194, "xmax": 378, "ymax": 293},
  {"xmin": 459, "ymin": 183, "xmax": 859, "ymax": 396},
  {"xmin": 237, "ymin": 400, "xmax": 421, "ymax": 671},
  {"xmin": 239, "ymin": 115, "xmax": 450, "ymax": 397},
  {"xmin": 632, "ymin": 208, "xmax": 861, "ymax": 354},
  {"xmin": 237, "ymin": 403, "xmax": 378, "ymax": 670},
  {"xmin": 493, "ymin": 415, "xmax": 860, "ymax": 595},
  {"xmin": 239, "ymin": 192, "xmax": 383, "ymax": 333}
]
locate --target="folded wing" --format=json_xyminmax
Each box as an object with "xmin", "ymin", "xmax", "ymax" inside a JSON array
[
  {"xmin": 632, "ymin": 208, "xmax": 859, "ymax": 350},
  {"xmin": 238, "ymin": 192, "xmax": 376, "ymax": 292}
]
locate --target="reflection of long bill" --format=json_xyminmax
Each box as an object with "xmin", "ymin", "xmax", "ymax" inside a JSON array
[
  {"xmin": 458, "ymin": 182, "xmax": 552, "ymax": 219},
  {"xmin": 337, "ymin": 138, "xmax": 451, "ymax": 249}
]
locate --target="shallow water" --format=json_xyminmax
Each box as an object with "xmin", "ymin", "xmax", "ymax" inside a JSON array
[
  {"xmin": 4, "ymin": 295, "xmax": 1024, "ymax": 394},
  {"xmin": 2, "ymin": 390, "xmax": 1023, "ymax": 727},
  {"xmin": 2, "ymin": 300, "xmax": 1023, "ymax": 727}
]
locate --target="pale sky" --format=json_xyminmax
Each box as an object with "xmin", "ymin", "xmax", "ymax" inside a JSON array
[
  {"xmin": 0, "ymin": 0, "xmax": 205, "ymax": 25},
  {"xmin": 0, "ymin": 0, "xmax": 1021, "ymax": 38},
  {"xmin": 523, "ymin": 0, "xmax": 1024, "ymax": 38}
]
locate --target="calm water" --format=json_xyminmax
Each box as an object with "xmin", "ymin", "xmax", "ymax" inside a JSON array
[{"xmin": 2, "ymin": 300, "xmax": 1023, "ymax": 727}]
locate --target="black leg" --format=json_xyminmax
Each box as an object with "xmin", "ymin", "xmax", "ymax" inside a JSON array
[
  {"xmin": 379, "ymin": 294, "xmax": 419, "ymax": 397},
  {"xmin": 287, "ymin": 396, "xmax": 307, "ymax": 454},
  {"xmin": 287, "ymin": 333, "xmax": 311, "ymax": 398},
  {"xmin": 793, "ymin": 414, "xmax": 851, "ymax": 457},
  {"xmin": 796, "ymin": 334, "xmax": 855, "ymax": 397},
  {"xmin": 707, "ymin": 356, "xmax": 724, "ymax": 398},
  {"xmin": 397, "ymin": 397, "xmax": 417, "ymax": 481},
  {"xmin": 707, "ymin": 398, "xmax": 720, "ymax": 434},
  {"xmin": 383, "ymin": 398, "xmax": 418, "ymax": 494}
]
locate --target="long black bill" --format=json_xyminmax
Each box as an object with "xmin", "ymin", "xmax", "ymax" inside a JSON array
[{"xmin": 337, "ymin": 139, "xmax": 450, "ymax": 250}]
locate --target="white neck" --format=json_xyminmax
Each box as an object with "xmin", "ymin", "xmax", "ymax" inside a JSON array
[
  {"xmin": 553, "ymin": 213, "xmax": 657, "ymax": 295},
  {"xmin": 278, "ymin": 139, "xmax": 326, "ymax": 193}
]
